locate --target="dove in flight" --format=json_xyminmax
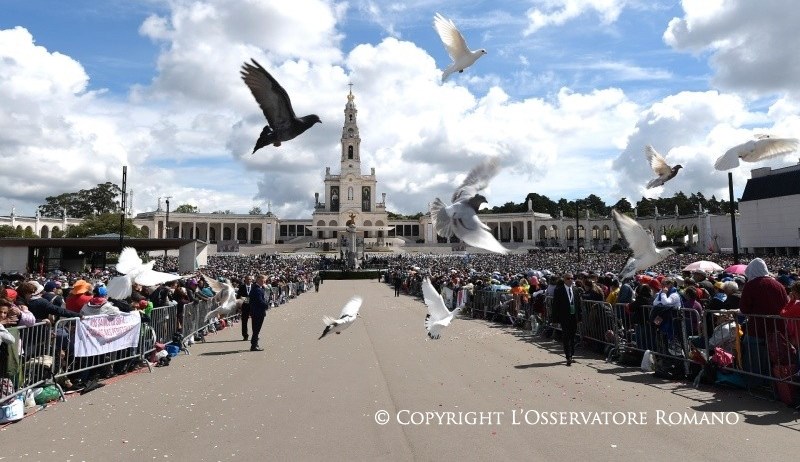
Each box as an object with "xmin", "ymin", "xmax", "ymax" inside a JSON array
[
  {"xmin": 433, "ymin": 13, "xmax": 487, "ymax": 82},
  {"xmin": 612, "ymin": 209, "xmax": 675, "ymax": 280},
  {"xmin": 422, "ymin": 279, "xmax": 461, "ymax": 340},
  {"xmin": 429, "ymin": 157, "xmax": 508, "ymax": 254},
  {"xmin": 241, "ymin": 59, "xmax": 321, "ymax": 153},
  {"xmin": 714, "ymin": 135, "xmax": 799, "ymax": 171},
  {"xmin": 644, "ymin": 145, "xmax": 682, "ymax": 189},
  {"xmin": 318, "ymin": 296, "xmax": 362, "ymax": 339}
]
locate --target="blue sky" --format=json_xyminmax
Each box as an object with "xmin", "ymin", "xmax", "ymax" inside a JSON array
[{"xmin": 1, "ymin": 0, "xmax": 799, "ymax": 218}]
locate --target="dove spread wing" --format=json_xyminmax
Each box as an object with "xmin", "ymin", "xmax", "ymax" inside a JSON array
[
  {"xmin": 452, "ymin": 157, "xmax": 500, "ymax": 203},
  {"xmin": 751, "ymin": 137, "xmax": 799, "ymax": 161},
  {"xmin": 422, "ymin": 279, "xmax": 451, "ymax": 322},
  {"xmin": 115, "ymin": 247, "xmax": 143, "ymax": 275},
  {"xmin": 433, "ymin": 13, "xmax": 469, "ymax": 62},
  {"xmin": 339, "ymin": 296, "xmax": 363, "ymax": 318},
  {"xmin": 645, "ymin": 145, "xmax": 671, "ymax": 177},
  {"xmin": 241, "ymin": 60, "xmax": 296, "ymax": 132},
  {"xmin": 612, "ymin": 209, "xmax": 657, "ymax": 260}
]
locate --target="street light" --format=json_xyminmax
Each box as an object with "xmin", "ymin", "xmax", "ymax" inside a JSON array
[
  {"xmin": 575, "ymin": 200, "xmax": 581, "ymax": 263},
  {"xmin": 726, "ymin": 173, "xmax": 739, "ymax": 264},
  {"xmin": 164, "ymin": 196, "xmax": 172, "ymax": 264}
]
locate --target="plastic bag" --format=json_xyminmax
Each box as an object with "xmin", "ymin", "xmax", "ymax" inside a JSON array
[{"xmin": 640, "ymin": 350, "xmax": 654, "ymax": 372}]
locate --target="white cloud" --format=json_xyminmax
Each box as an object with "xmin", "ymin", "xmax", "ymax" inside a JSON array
[
  {"xmin": 0, "ymin": 27, "xmax": 131, "ymax": 213},
  {"xmin": 608, "ymin": 89, "xmax": 800, "ymax": 205},
  {"xmin": 524, "ymin": 0, "xmax": 631, "ymax": 35},
  {"xmin": 664, "ymin": 0, "xmax": 800, "ymax": 96}
]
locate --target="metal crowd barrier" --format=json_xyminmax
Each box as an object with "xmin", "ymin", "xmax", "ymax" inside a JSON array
[
  {"xmin": 1, "ymin": 322, "xmax": 52, "ymax": 404},
  {"xmin": 469, "ymin": 291, "xmax": 800, "ymax": 401},
  {"xmin": 51, "ymin": 315, "xmax": 156, "ymax": 398},
  {"xmin": 149, "ymin": 305, "xmax": 180, "ymax": 344}
]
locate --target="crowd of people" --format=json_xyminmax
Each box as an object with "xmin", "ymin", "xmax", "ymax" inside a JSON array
[{"xmin": 2, "ymin": 248, "xmax": 800, "ymax": 417}]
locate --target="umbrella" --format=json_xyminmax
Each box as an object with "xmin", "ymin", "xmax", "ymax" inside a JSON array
[
  {"xmin": 724, "ymin": 264, "xmax": 747, "ymax": 275},
  {"xmin": 683, "ymin": 260, "xmax": 724, "ymax": 273}
]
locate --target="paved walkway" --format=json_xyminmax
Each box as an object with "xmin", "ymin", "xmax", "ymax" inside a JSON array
[{"xmin": 3, "ymin": 280, "xmax": 800, "ymax": 461}]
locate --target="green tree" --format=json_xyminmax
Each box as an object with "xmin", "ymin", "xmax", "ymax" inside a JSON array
[
  {"xmin": 249, "ymin": 206, "xmax": 263, "ymax": 215},
  {"xmin": 0, "ymin": 225, "xmax": 38, "ymax": 238},
  {"xmin": 664, "ymin": 226, "xmax": 686, "ymax": 245},
  {"xmin": 38, "ymin": 182, "xmax": 122, "ymax": 218},
  {"xmin": 612, "ymin": 198, "xmax": 633, "ymax": 213},
  {"xmin": 65, "ymin": 213, "xmax": 146, "ymax": 238},
  {"xmin": 174, "ymin": 204, "xmax": 199, "ymax": 213}
]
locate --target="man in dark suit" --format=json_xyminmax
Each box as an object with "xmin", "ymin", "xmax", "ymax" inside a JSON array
[
  {"xmin": 236, "ymin": 275, "xmax": 254, "ymax": 341},
  {"xmin": 248, "ymin": 274, "xmax": 270, "ymax": 352},
  {"xmin": 552, "ymin": 272, "xmax": 582, "ymax": 366}
]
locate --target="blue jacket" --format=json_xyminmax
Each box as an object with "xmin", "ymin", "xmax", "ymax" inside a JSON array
[{"xmin": 249, "ymin": 285, "xmax": 270, "ymax": 316}]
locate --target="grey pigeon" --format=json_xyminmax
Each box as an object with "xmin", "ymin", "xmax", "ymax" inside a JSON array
[
  {"xmin": 612, "ymin": 209, "xmax": 675, "ymax": 280},
  {"xmin": 430, "ymin": 157, "xmax": 508, "ymax": 254},
  {"xmin": 714, "ymin": 135, "xmax": 799, "ymax": 170},
  {"xmin": 645, "ymin": 145, "xmax": 682, "ymax": 189},
  {"xmin": 433, "ymin": 13, "xmax": 487, "ymax": 82},
  {"xmin": 241, "ymin": 59, "xmax": 321, "ymax": 153}
]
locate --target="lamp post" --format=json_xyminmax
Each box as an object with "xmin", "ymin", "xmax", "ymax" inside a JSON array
[
  {"xmin": 575, "ymin": 200, "xmax": 581, "ymax": 263},
  {"xmin": 119, "ymin": 166, "xmax": 127, "ymax": 251},
  {"xmin": 164, "ymin": 196, "xmax": 171, "ymax": 263},
  {"xmin": 727, "ymin": 172, "xmax": 739, "ymax": 264}
]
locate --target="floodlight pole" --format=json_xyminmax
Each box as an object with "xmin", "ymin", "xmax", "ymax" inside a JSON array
[
  {"xmin": 727, "ymin": 172, "xmax": 739, "ymax": 264},
  {"xmin": 119, "ymin": 166, "xmax": 127, "ymax": 251},
  {"xmin": 575, "ymin": 201, "xmax": 580, "ymax": 264}
]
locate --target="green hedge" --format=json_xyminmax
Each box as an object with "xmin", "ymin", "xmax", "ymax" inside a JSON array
[{"xmin": 321, "ymin": 270, "xmax": 380, "ymax": 280}]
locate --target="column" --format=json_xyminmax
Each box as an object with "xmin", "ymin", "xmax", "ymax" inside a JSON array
[
  {"xmin": 261, "ymin": 220, "xmax": 266, "ymax": 244},
  {"xmin": 247, "ymin": 222, "xmax": 251, "ymax": 244},
  {"xmin": 510, "ymin": 222, "xmax": 514, "ymax": 242},
  {"xmin": 206, "ymin": 222, "xmax": 210, "ymax": 242},
  {"xmin": 178, "ymin": 221, "xmax": 183, "ymax": 239}
]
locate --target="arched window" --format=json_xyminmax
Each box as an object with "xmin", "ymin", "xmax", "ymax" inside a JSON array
[{"xmin": 348, "ymin": 145, "xmax": 353, "ymax": 159}]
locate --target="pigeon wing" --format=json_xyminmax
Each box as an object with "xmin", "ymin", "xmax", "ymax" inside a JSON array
[
  {"xmin": 612, "ymin": 209, "xmax": 657, "ymax": 259},
  {"xmin": 750, "ymin": 137, "xmax": 799, "ymax": 162},
  {"xmin": 451, "ymin": 207, "xmax": 509, "ymax": 254},
  {"xmin": 339, "ymin": 296, "xmax": 363, "ymax": 318},
  {"xmin": 115, "ymin": 247, "xmax": 143, "ymax": 275},
  {"xmin": 201, "ymin": 273, "xmax": 225, "ymax": 294},
  {"xmin": 106, "ymin": 274, "xmax": 134, "ymax": 300},
  {"xmin": 645, "ymin": 145, "xmax": 671, "ymax": 177},
  {"xmin": 714, "ymin": 145, "xmax": 741, "ymax": 171},
  {"xmin": 241, "ymin": 59, "xmax": 296, "ymax": 131},
  {"xmin": 135, "ymin": 269, "xmax": 180, "ymax": 288},
  {"xmin": 433, "ymin": 13, "xmax": 469, "ymax": 62},
  {"xmin": 421, "ymin": 279, "xmax": 451, "ymax": 322},
  {"xmin": 452, "ymin": 157, "xmax": 500, "ymax": 203}
]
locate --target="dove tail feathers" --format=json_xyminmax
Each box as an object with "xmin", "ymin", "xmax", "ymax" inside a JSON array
[
  {"xmin": 430, "ymin": 198, "xmax": 452, "ymax": 238},
  {"xmin": 322, "ymin": 316, "xmax": 337, "ymax": 327}
]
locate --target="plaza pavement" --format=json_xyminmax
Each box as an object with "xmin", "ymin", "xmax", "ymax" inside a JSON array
[{"xmin": 2, "ymin": 280, "xmax": 800, "ymax": 461}]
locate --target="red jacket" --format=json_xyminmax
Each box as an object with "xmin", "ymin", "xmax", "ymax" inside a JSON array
[
  {"xmin": 65, "ymin": 293, "xmax": 92, "ymax": 313},
  {"xmin": 740, "ymin": 276, "xmax": 788, "ymax": 338}
]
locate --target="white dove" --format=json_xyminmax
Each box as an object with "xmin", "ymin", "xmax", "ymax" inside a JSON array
[
  {"xmin": 433, "ymin": 12, "xmax": 487, "ymax": 82},
  {"xmin": 318, "ymin": 296, "xmax": 362, "ymax": 339},
  {"xmin": 202, "ymin": 274, "xmax": 240, "ymax": 322},
  {"xmin": 612, "ymin": 209, "xmax": 675, "ymax": 280},
  {"xmin": 106, "ymin": 247, "xmax": 180, "ymax": 300},
  {"xmin": 714, "ymin": 135, "xmax": 799, "ymax": 171},
  {"xmin": 429, "ymin": 157, "xmax": 508, "ymax": 254},
  {"xmin": 645, "ymin": 145, "xmax": 682, "ymax": 189},
  {"xmin": 422, "ymin": 279, "xmax": 461, "ymax": 340}
]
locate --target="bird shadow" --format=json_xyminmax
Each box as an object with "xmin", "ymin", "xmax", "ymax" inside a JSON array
[
  {"xmin": 199, "ymin": 350, "xmax": 246, "ymax": 356},
  {"xmin": 514, "ymin": 361, "xmax": 564, "ymax": 369}
]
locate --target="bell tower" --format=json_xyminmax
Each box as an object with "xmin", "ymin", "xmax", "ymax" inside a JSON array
[{"xmin": 341, "ymin": 83, "xmax": 361, "ymax": 175}]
